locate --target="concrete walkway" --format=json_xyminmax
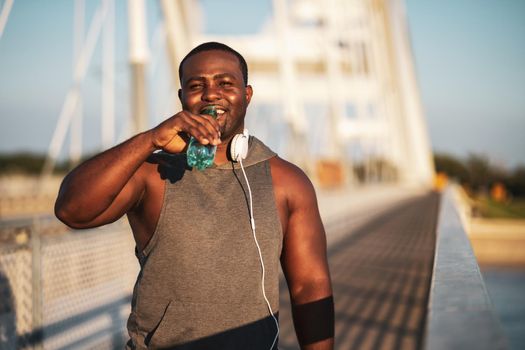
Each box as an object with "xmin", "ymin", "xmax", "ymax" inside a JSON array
[{"xmin": 278, "ymin": 187, "xmax": 439, "ymax": 349}]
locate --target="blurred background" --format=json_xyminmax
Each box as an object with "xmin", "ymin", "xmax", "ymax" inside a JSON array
[{"xmin": 0, "ymin": 0, "xmax": 524, "ymax": 349}]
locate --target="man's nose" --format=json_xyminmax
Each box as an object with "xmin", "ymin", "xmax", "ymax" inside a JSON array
[{"xmin": 202, "ymin": 85, "xmax": 221, "ymax": 101}]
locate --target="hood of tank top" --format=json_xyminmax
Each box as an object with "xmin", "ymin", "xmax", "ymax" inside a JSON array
[
  {"xmin": 150, "ymin": 136, "xmax": 276, "ymax": 174},
  {"xmin": 214, "ymin": 136, "xmax": 276, "ymax": 170}
]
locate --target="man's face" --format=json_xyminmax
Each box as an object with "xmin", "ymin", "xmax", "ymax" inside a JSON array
[{"xmin": 179, "ymin": 50, "xmax": 253, "ymax": 141}]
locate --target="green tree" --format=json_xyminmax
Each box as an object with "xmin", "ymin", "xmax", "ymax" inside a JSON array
[
  {"xmin": 507, "ymin": 166, "xmax": 525, "ymax": 197},
  {"xmin": 465, "ymin": 153, "xmax": 492, "ymax": 192},
  {"xmin": 0, "ymin": 153, "xmax": 70, "ymax": 175},
  {"xmin": 433, "ymin": 153, "xmax": 470, "ymax": 184},
  {"xmin": 0, "ymin": 153, "xmax": 46, "ymax": 174}
]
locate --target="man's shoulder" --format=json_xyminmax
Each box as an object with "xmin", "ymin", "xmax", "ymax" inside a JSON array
[
  {"xmin": 243, "ymin": 136, "xmax": 277, "ymax": 167},
  {"xmin": 269, "ymin": 156, "xmax": 314, "ymax": 193}
]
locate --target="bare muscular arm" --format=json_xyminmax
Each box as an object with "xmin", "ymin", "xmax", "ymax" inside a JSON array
[
  {"xmin": 271, "ymin": 157, "xmax": 334, "ymax": 350},
  {"xmin": 55, "ymin": 111, "xmax": 221, "ymax": 229},
  {"xmin": 54, "ymin": 132, "xmax": 155, "ymax": 228}
]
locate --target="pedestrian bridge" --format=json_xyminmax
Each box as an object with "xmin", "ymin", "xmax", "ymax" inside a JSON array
[{"xmin": 0, "ymin": 185, "xmax": 507, "ymax": 349}]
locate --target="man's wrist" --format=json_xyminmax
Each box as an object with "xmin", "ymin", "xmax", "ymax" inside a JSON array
[
  {"xmin": 143, "ymin": 129, "xmax": 162, "ymax": 152},
  {"xmin": 293, "ymin": 295, "xmax": 335, "ymax": 347}
]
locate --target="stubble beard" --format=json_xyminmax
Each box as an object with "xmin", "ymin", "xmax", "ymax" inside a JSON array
[{"xmin": 221, "ymin": 107, "xmax": 246, "ymax": 141}]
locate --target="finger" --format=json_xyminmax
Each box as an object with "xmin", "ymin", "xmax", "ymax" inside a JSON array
[
  {"xmin": 198, "ymin": 113, "xmax": 221, "ymax": 133},
  {"xmin": 186, "ymin": 113, "xmax": 221, "ymax": 143},
  {"xmin": 194, "ymin": 114, "xmax": 221, "ymax": 141},
  {"xmin": 178, "ymin": 113, "xmax": 220, "ymax": 145}
]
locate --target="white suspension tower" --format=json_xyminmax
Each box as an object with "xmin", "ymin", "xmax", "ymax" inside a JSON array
[
  {"xmin": 128, "ymin": 0, "xmax": 150, "ymax": 134},
  {"xmin": 41, "ymin": 0, "xmax": 115, "ymax": 180},
  {"xmin": 272, "ymin": 0, "xmax": 308, "ymax": 168}
]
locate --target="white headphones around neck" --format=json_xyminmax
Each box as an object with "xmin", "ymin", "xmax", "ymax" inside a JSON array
[
  {"xmin": 230, "ymin": 129, "xmax": 249, "ymax": 162},
  {"xmin": 229, "ymin": 127, "xmax": 280, "ymax": 349}
]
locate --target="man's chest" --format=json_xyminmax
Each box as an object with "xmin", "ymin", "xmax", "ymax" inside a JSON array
[{"xmin": 139, "ymin": 165, "xmax": 288, "ymax": 237}]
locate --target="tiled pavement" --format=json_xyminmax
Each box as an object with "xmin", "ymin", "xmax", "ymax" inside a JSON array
[{"xmin": 278, "ymin": 191, "xmax": 440, "ymax": 350}]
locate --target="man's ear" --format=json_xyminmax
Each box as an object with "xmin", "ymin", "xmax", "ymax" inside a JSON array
[
  {"xmin": 245, "ymin": 85, "xmax": 253, "ymax": 105},
  {"xmin": 178, "ymin": 89, "xmax": 182, "ymax": 103}
]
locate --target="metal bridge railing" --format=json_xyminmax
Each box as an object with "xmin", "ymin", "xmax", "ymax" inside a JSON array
[
  {"xmin": 0, "ymin": 219, "xmax": 138, "ymax": 349},
  {"xmin": 423, "ymin": 186, "xmax": 508, "ymax": 350}
]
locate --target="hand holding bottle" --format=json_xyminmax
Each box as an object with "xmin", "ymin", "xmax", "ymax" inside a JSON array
[{"xmin": 150, "ymin": 108, "xmax": 221, "ymax": 155}]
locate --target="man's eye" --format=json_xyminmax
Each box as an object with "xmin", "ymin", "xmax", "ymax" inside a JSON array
[
  {"xmin": 220, "ymin": 81, "xmax": 233, "ymax": 87},
  {"xmin": 188, "ymin": 83, "xmax": 203, "ymax": 90}
]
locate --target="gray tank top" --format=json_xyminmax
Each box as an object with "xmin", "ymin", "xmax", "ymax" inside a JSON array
[{"xmin": 127, "ymin": 137, "xmax": 283, "ymax": 349}]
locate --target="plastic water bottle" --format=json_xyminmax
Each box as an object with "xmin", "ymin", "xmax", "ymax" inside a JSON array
[{"xmin": 186, "ymin": 106, "xmax": 217, "ymax": 170}]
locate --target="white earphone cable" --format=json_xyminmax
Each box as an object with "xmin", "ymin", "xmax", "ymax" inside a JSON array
[{"xmin": 239, "ymin": 157, "xmax": 279, "ymax": 350}]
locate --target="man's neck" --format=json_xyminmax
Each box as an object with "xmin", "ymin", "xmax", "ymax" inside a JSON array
[
  {"xmin": 214, "ymin": 137, "xmax": 234, "ymax": 165},
  {"xmin": 214, "ymin": 127, "xmax": 246, "ymax": 165},
  {"xmin": 214, "ymin": 146, "xmax": 229, "ymax": 165}
]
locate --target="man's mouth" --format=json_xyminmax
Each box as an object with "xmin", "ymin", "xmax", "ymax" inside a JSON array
[
  {"xmin": 216, "ymin": 108, "xmax": 226, "ymax": 119},
  {"xmin": 200, "ymin": 105, "xmax": 227, "ymax": 120}
]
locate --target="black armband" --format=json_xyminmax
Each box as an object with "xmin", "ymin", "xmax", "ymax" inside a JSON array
[{"xmin": 292, "ymin": 295, "xmax": 335, "ymax": 346}]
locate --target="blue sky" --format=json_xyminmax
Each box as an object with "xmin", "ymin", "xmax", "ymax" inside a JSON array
[
  {"xmin": 405, "ymin": 0, "xmax": 525, "ymax": 168},
  {"xmin": 0, "ymin": 0, "xmax": 524, "ymax": 167}
]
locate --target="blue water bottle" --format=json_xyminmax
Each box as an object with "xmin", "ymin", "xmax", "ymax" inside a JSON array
[{"xmin": 186, "ymin": 106, "xmax": 217, "ymax": 170}]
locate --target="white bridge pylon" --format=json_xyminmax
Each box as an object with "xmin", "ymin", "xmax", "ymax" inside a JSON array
[
  {"xmin": 199, "ymin": 0, "xmax": 435, "ymax": 186},
  {"xmin": 41, "ymin": 0, "xmax": 434, "ymax": 187},
  {"xmin": 41, "ymin": 0, "xmax": 114, "ymax": 179}
]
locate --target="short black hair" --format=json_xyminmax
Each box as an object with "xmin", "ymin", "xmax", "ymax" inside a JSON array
[{"xmin": 178, "ymin": 42, "xmax": 249, "ymax": 86}]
